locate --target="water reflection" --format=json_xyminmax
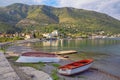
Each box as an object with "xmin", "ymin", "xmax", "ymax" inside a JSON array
[
  {"xmin": 27, "ymin": 39, "xmax": 120, "ymax": 54},
  {"xmin": 43, "ymin": 40, "xmax": 59, "ymax": 47}
]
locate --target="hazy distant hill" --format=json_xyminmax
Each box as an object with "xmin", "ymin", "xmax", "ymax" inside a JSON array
[{"xmin": 0, "ymin": 3, "xmax": 120, "ymax": 34}]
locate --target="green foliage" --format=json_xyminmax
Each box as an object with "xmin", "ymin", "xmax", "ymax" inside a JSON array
[
  {"xmin": 0, "ymin": 22, "xmax": 20, "ymax": 33},
  {"xmin": 0, "ymin": 37, "xmax": 24, "ymax": 42},
  {"xmin": 51, "ymin": 70, "xmax": 60, "ymax": 80},
  {"xmin": 0, "ymin": 37, "xmax": 13, "ymax": 42},
  {"xmin": 20, "ymin": 63, "xmax": 45, "ymax": 70},
  {"xmin": 33, "ymin": 32, "xmax": 43, "ymax": 39},
  {"xmin": 52, "ymin": 63, "xmax": 61, "ymax": 68},
  {"xmin": 13, "ymin": 36, "xmax": 24, "ymax": 41},
  {"xmin": 7, "ymin": 56, "xmax": 19, "ymax": 61}
]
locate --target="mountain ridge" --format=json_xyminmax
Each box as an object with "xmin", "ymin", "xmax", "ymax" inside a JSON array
[{"xmin": 0, "ymin": 3, "xmax": 120, "ymax": 34}]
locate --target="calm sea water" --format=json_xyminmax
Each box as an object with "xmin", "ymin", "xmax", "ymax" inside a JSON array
[
  {"xmin": 21, "ymin": 38, "xmax": 120, "ymax": 77},
  {"xmin": 29, "ymin": 38, "xmax": 120, "ymax": 55}
]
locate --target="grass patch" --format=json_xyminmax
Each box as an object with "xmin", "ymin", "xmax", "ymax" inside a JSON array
[
  {"xmin": 7, "ymin": 56, "xmax": 46, "ymax": 70},
  {"xmin": 51, "ymin": 69, "xmax": 60, "ymax": 80},
  {"xmin": 7, "ymin": 56, "xmax": 19, "ymax": 61},
  {"xmin": 14, "ymin": 62, "xmax": 46, "ymax": 70},
  {"xmin": 52, "ymin": 63, "xmax": 61, "ymax": 68},
  {"xmin": 7, "ymin": 56, "xmax": 45, "ymax": 70},
  {"xmin": 78, "ymin": 75, "xmax": 87, "ymax": 79},
  {"xmin": 60, "ymin": 78, "xmax": 66, "ymax": 80}
]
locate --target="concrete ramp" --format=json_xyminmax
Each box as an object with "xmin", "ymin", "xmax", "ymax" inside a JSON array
[
  {"xmin": 0, "ymin": 52, "xmax": 20, "ymax": 80},
  {"xmin": 19, "ymin": 67, "xmax": 52, "ymax": 80}
]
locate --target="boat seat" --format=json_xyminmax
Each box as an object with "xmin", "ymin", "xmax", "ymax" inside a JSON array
[
  {"xmin": 77, "ymin": 61, "xmax": 87, "ymax": 64},
  {"xmin": 73, "ymin": 63, "xmax": 84, "ymax": 66}
]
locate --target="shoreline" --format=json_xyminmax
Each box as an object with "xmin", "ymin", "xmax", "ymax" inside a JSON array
[
  {"xmin": 90, "ymin": 67, "xmax": 120, "ymax": 79},
  {"xmin": 0, "ymin": 37, "xmax": 120, "ymax": 46},
  {"xmin": 7, "ymin": 57, "xmax": 120, "ymax": 80},
  {"xmin": 1, "ymin": 38, "xmax": 120, "ymax": 80}
]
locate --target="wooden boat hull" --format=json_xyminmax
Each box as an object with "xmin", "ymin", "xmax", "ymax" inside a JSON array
[
  {"xmin": 16, "ymin": 52, "xmax": 60, "ymax": 63},
  {"xmin": 53, "ymin": 50, "xmax": 77, "ymax": 55},
  {"xmin": 58, "ymin": 62, "xmax": 93, "ymax": 75},
  {"xmin": 58, "ymin": 59, "xmax": 93, "ymax": 75},
  {"xmin": 16, "ymin": 56, "xmax": 60, "ymax": 63}
]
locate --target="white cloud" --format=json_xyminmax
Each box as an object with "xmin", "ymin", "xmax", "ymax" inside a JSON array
[
  {"xmin": 57, "ymin": 0, "xmax": 120, "ymax": 20},
  {"xmin": 0, "ymin": 0, "xmax": 34, "ymax": 6},
  {"xmin": 58, "ymin": 0, "xmax": 98, "ymax": 8},
  {"xmin": 33, "ymin": 0, "xmax": 42, "ymax": 4}
]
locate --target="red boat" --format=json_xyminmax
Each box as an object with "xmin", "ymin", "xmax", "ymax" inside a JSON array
[{"xmin": 58, "ymin": 59, "xmax": 93, "ymax": 75}]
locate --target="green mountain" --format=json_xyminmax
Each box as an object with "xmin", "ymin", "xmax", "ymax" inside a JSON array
[
  {"xmin": 0, "ymin": 3, "xmax": 120, "ymax": 34},
  {"xmin": 0, "ymin": 3, "xmax": 28, "ymax": 33}
]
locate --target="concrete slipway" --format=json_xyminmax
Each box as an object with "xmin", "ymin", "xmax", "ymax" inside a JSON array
[{"xmin": 0, "ymin": 51, "xmax": 20, "ymax": 80}]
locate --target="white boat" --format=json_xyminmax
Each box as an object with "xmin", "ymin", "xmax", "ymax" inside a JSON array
[
  {"xmin": 16, "ymin": 52, "xmax": 60, "ymax": 63},
  {"xmin": 58, "ymin": 59, "xmax": 93, "ymax": 75}
]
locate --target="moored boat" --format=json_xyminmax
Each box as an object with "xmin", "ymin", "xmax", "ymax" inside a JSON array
[
  {"xmin": 58, "ymin": 59, "xmax": 93, "ymax": 75},
  {"xmin": 16, "ymin": 52, "xmax": 60, "ymax": 63},
  {"xmin": 52, "ymin": 50, "xmax": 77, "ymax": 55}
]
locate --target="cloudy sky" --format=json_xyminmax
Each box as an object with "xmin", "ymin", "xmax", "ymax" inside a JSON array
[{"xmin": 0, "ymin": 0, "xmax": 120, "ymax": 20}]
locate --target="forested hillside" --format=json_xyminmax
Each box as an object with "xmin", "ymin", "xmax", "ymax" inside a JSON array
[{"xmin": 0, "ymin": 3, "xmax": 120, "ymax": 34}]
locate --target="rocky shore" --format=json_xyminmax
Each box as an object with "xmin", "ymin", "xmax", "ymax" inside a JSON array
[
  {"xmin": 7, "ymin": 57, "xmax": 120, "ymax": 80},
  {"xmin": 0, "ymin": 39, "xmax": 120, "ymax": 80}
]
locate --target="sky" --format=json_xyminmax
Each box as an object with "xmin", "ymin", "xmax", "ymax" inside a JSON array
[{"xmin": 0, "ymin": 0, "xmax": 120, "ymax": 20}]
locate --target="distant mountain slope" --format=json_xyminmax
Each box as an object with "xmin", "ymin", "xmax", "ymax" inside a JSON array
[
  {"xmin": 0, "ymin": 22, "xmax": 20, "ymax": 33},
  {"xmin": 0, "ymin": 3, "xmax": 120, "ymax": 34}
]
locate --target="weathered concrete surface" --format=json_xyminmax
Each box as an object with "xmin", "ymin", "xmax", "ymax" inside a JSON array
[
  {"xmin": 6, "ymin": 44, "xmax": 35, "ymax": 57},
  {"xmin": 19, "ymin": 67, "xmax": 52, "ymax": 80},
  {"xmin": 0, "ymin": 52, "xmax": 20, "ymax": 80}
]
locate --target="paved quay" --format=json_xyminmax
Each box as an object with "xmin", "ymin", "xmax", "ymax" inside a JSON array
[
  {"xmin": 19, "ymin": 67, "xmax": 52, "ymax": 80},
  {"xmin": 0, "ymin": 51, "xmax": 20, "ymax": 80}
]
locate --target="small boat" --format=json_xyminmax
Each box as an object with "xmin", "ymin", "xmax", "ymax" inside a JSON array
[
  {"xmin": 63, "ymin": 55, "xmax": 69, "ymax": 58},
  {"xmin": 58, "ymin": 59, "xmax": 93, "ymax": 75},
  {"xmin": 52, "ymin": 50, "xmax": 77, "ymax": 55},
  {"xmin": 16, "ymin": 52, "xmax": 60, "ymax": 63}
]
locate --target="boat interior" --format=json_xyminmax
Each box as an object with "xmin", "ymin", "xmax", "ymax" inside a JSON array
[{"xmin": 59, "ymin": 59, "xmax": 93, "ymax": 70}]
